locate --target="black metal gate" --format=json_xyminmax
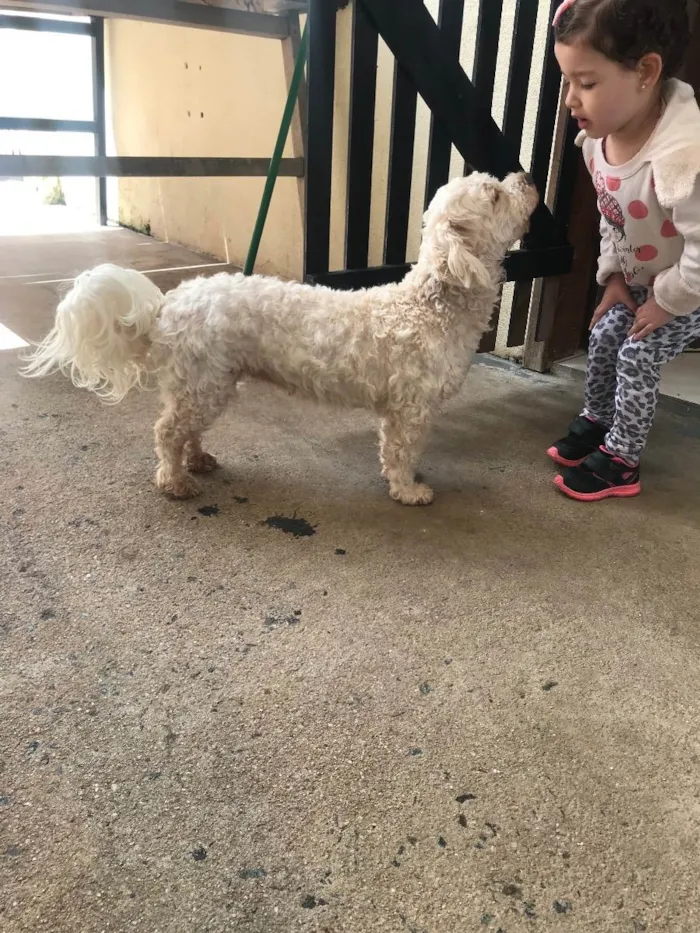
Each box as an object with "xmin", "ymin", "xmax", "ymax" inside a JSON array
[{"xmin": 304, "ymin": 0, "xmax": 579, "ymax": 351}]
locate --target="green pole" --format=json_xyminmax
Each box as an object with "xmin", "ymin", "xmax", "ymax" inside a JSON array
[{"xmin": 244, "ymin": 21, "xmax": 308, "ymax": 276}]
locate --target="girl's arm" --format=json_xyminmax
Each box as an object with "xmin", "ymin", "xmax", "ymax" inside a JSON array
[
  {"xmin": 654, "ymin": 178, "xmax": 700, "ymax": 316},
  {"xmin": 597, "ymin": 216, "xmax": 623, "ymax": 286}
]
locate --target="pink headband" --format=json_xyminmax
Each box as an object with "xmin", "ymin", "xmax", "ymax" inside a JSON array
[{"xmin": 553, "ymin": 0, "xmax": 576, "ymax": 27}]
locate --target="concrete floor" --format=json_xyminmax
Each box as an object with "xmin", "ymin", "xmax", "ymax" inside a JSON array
[{"xmin": 2, "ymin": 232, "xmax": 700, "ymax": 933}]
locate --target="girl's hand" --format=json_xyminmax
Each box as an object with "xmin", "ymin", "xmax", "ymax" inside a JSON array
[
  {"xmin": 628, "ymin": 297, "xmax": 675, "ymax": 341},
  {"xmin": 589, "ymin": 273, "xmax": 637, "ymax": 330}
]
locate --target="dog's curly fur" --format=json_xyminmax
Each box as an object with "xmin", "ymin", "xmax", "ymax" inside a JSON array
[{"xmin": 22, "ymin": 172, "xmax": 538, "ymax": 505}]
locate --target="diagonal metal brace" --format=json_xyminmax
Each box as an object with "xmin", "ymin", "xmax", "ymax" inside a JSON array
[{"xmin": 358, "ymin": 0, "xmax": 559, "ymax": 246}]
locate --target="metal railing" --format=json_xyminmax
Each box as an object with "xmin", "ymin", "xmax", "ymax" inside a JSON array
[
  {"xmin": 304, "ymin": 0, "xmax": 579, "ymax": 350},
  {"xmin": 0, "ymin": 4, "xmax": 304, "ymax": 228}
]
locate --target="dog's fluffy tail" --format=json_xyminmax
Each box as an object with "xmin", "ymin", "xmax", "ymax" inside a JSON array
[{"xmin": 22, "ymin": 264, "xmax": 164, "ymax": 402}]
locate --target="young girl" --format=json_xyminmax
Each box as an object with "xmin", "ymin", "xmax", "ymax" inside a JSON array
[{"xmin": 548, "ymin": 0, "xmax": 700, "ymax": 501}]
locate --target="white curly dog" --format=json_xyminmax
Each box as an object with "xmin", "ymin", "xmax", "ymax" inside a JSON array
[{"xmin": 23, "ymin": 171, "xmax": 538, "ymax": 505}]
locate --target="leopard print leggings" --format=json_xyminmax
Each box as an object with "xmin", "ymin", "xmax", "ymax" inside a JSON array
[{"xmin": 583, "ymin": 293, "xmax": 700, "ymax": 463}]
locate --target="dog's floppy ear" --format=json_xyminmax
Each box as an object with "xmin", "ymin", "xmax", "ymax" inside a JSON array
[{"xmin": 445, "ymin": 226, "xmax": 492, "ymax": 290}]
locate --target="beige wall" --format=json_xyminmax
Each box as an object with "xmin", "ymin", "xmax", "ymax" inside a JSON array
[{"xmin": 106, "ymin": 18, "xmax": 303, "ymax": 278}]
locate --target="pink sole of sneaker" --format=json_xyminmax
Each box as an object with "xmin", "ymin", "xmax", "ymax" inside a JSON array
[
  {"xmin": 553, "ymin": 474, "xmax": 642, "ymax": 502},
  {"xmin": 546, "ymin": 446, "xmax": 587, "ymax": 468}
]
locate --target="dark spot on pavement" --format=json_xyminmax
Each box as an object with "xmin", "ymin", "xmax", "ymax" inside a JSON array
[
  {"xmin": 407, "ymin": 836, "xmax": 418, "ymax": 846},
  {"xmin": 553, "ymin": 900, "xmax": 572, "ymax": 914},
  {"xmin": 409, "ymin": 747, "xmax": 422, "ymax": 756},
  {"xmin": 68, "ymin": 517, "xmax": 97, "ymax": 528},
  {"xmin": 238, "ymin": 867, "xmax": 267, "ymax": 879},
  {"xmin": 542, "ymin": 680, "xmax": 558, "ymax": 691},
  {"xmin": 5, "ymin": 845, "xmax": 21, "ymax": 857},
  {"xmin": 456, "ymin": 793, "xmax": 476, "ymax": 803},
  {"xmin": 301, "ymin": 895, "xmax": 327, "ymax": 909},
  {"xmin": 27, "ymin": 741, "xmax": 39, "ymax": 755},
  {"xmin": 438, "ymin": 837, "xmax": 447, "ymax": 848},
  {"xmin": 40, "ymin": 609, "xmax": 55, "ymax": 621},
  {"xmin": 480, "ymin": 915, "xmax": 494, "ymax": 925},
  {"xmin": 502, "ymin": 883, "xmax": 522, "ymax": 898},
  {"xmin": 234, "ymin": 496, "xmax": 249, "ymax": 504},
  {"xmin": 198, "ymin": 505, "xmax": 219, "ymax": 517},
  {"xmin": 0, "ymin": 796, "xmax": 11, "ymax": 806},
  {"xmin": 524, "ymin": 901, "xmax": 537, "ymax": 919},
  {"xmin": 264, "ymin": 515, "xmax": 316, "ymax": 537},
  {"xmin": 457, "ymin": 814, "xmax": 467, "ymax": 827},
  {"xmin": 335, "ymin": 548, "xmax": 346, "ymax": 555},
  {"xmin": 419, "ymin": 682, "xmax": 432, "ymax": 695},
  {"xmin": 191, "ymin": 847, "xmax": 207, "ymax": 861},
  {"xmin": 264, "ymin": 614, "xmax": 300, "ymax": 628}
]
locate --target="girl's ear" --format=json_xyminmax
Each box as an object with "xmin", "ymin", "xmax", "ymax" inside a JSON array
[{"xmin": 638, "ymin": 53, "xmax": 663, "ymax": 90}]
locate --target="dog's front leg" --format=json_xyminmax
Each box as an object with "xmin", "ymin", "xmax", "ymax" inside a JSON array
[{"xmin": 379, "ymin": 411, "xmax": 434, "ymax": 506}]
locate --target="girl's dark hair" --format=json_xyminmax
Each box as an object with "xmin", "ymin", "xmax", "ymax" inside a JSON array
[{"xmin": 554, "ymin": 0, "xmax": 690, "ymax": 78}]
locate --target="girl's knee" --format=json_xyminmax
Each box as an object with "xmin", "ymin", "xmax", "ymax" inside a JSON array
[{"xmin": 591, "ymin": 303, "xmax": 634, "ymax": 342}]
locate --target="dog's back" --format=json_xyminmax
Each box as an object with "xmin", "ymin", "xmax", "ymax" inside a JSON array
[{"xmin": 155, "ymin": 271, "xmax": 411, "ymax": 410}]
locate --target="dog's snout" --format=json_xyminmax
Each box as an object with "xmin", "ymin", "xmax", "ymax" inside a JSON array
[{"xmin": 522, "ymin": 172, "xmax": 534, "ymax": 187}]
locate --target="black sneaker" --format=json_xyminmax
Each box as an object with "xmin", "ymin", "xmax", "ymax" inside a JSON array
[
  {"xmin": 554, "ymin": 447, "xmax": 641, "ymax": 501},
  {"xmin": 547, "ymin": 415, "xmax": 609, "ymax": 468}
]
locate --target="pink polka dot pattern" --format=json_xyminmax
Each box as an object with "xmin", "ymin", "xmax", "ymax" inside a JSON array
[
  {"xmin": 635, "ymin": 244, "xmax": 658, "ymax": 262},
  {"xmin": 628, "ymin": 200, "xmax": 649, "ymax": 219},
  {"xmin": 661, "ymin": 220, "xmax": 678, "ymax": 238},
  {"xmin": 606, "ymin": 176, "xmax": 621, "ymax": 192}
]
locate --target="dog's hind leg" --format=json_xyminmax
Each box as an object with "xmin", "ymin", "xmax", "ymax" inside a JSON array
[
  {"xmin": 379, "ymin": 410, "xmax": 434, "ymax": 506},
  {"xmin": 154, "ymin": 380, "xmax": 236, "ymax": 499}
]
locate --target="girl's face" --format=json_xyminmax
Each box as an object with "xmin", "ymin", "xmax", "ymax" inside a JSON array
[{"xmin": 555, "ymin": 40, "xmax": 649, "ymax": 139}]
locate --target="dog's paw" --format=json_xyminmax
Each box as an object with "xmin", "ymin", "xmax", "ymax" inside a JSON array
[
  {"xmin": 390, "ymin": 482, "xmax": 434, "ymax": 506},
  {"xmin": 168, "ymin": 477, "xmax": 201, "ymax": 500},
  {"xmin": 186, "ymin": 451, "xmax": 219, "ymax": 473},
  {"xmin": 155, "ymin": 468, "xmax": 200, "ymax": 500}
]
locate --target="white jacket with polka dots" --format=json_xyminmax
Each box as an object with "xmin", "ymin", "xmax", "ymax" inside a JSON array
[{"xmin": 576, "ymin": 79, "xmax": 700, "ymax": 316}]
